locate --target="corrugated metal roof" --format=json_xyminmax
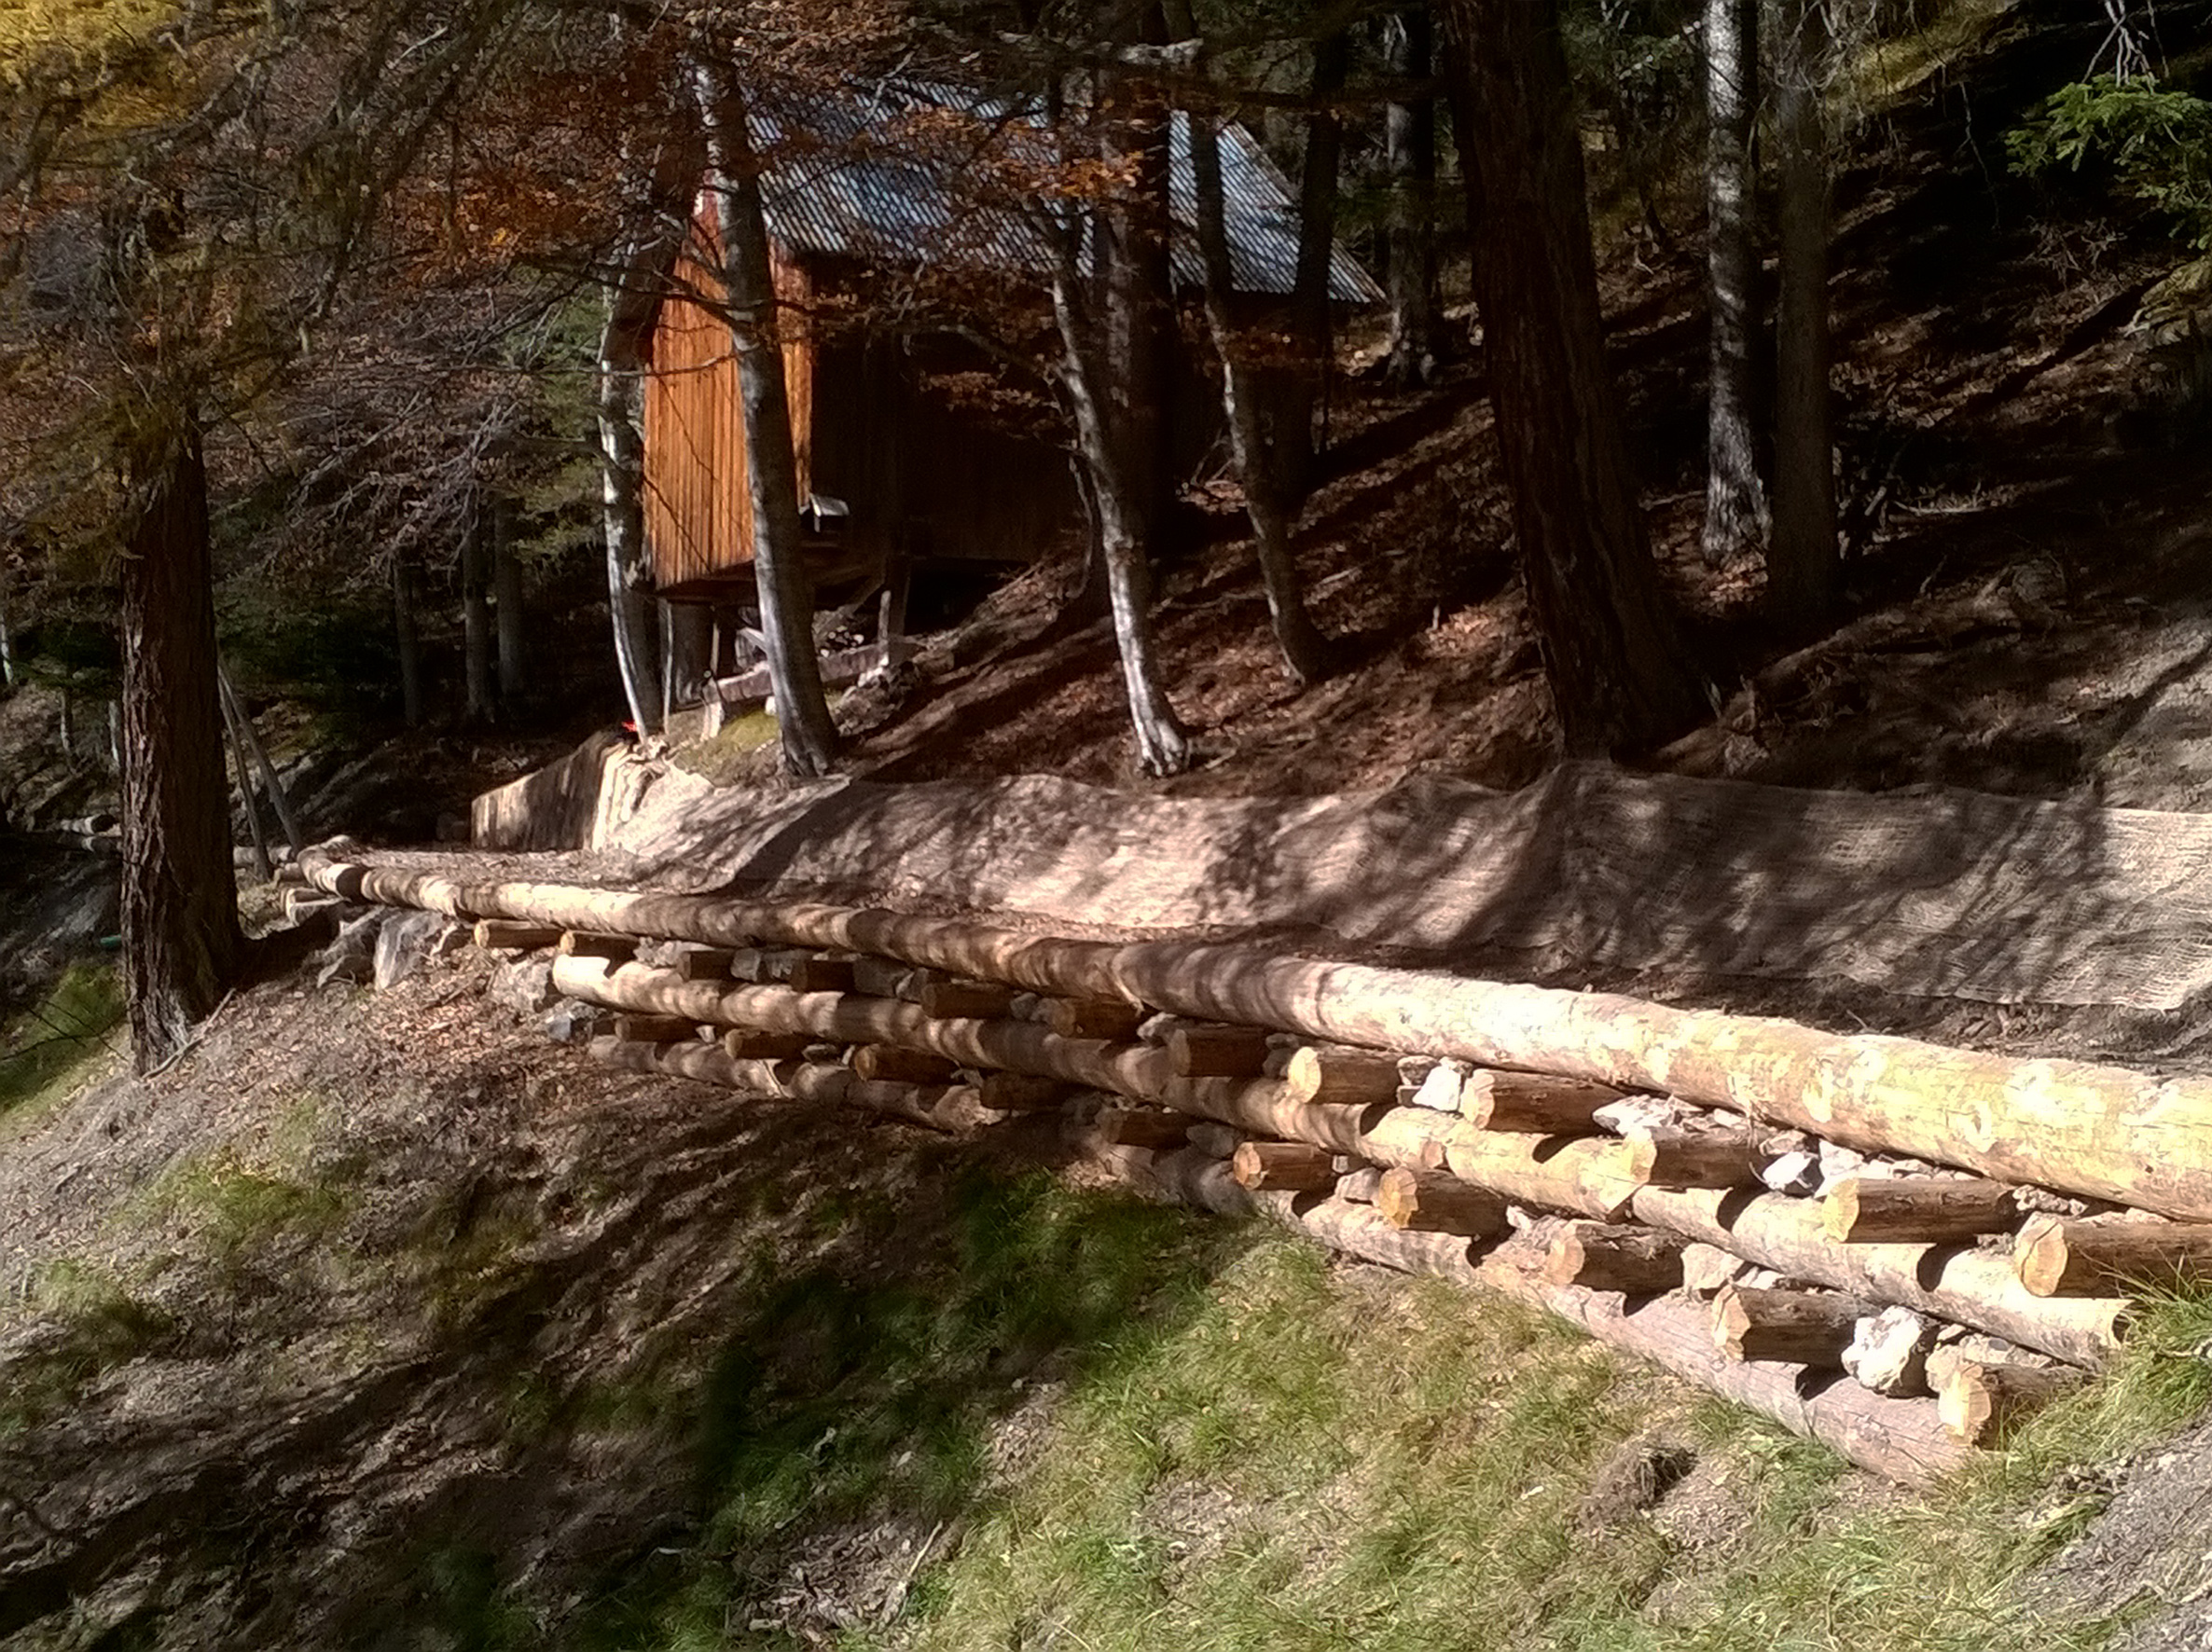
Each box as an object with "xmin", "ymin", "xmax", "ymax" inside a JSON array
[{"xmin": 747, "ymin": 81, "xmax": 1382, "ymax": 306}]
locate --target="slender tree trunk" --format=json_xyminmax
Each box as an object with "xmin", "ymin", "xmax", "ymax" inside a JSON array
[
  {"xmin": 219, "ymin": 661, "xmax": 302, "ymax": 855},
  {"xmin": 694, "ymin": 59, "xmax": 839, "ymax": 777},
  {"xmin": 1440, "ymin": 0, "xmax": 1708, "ymax": 755},
  {"xmin": 595, "ymin": 324, "xmax": 664, "ymax": 737},
  {"xmin": 1384, "ymin": 7, "xmax": 1443, "ymax": 389},
  {"xmin": 0, "ymin": 567, "xmax": 15, "ymax": 690},
  {"xmin": 392, "ymin": 552, "xmax": 425, "ymax": 727},
  {"xmin": 218, "ymin": 675, "xmax": 271, "ymax": 881},
  {"xmin": 1184, "ymin": 90, "xmax": 1330, "ymax": 685},
  {"xmin": 118, "ymin": 418, "xmax": 242, "ymax": 1071},
  {"xmin": 105, "ymin": 700, "xmax": 120, "ymax": 778},
  {"xmin": 1275, "ymin": 28, "xmax": 1350, "ymax": 508},
  {"xmin": 492, "ymin": 493, "xmax": 526, "ymax": 705},
  {"xmin": 662, "ymin": 600, "xmax": 712, "ymax": 709},
  {"xmin": 461, "ymin": 509, "xmax": 494, "ymax": 724},
  {"xmin": 1704, "ymin": 0, "xmax": 1768, "ymax": 566},
  {"xmin": 58, "ymin": 684, "xmax": 75, "ymax": 758},
  {"xmin": 1769, "ymin": 0, "xmax": 1838, "ymax": 627}
]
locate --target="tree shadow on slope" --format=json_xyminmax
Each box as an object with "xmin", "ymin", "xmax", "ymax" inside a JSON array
[{"xmin": 0, "ymin": 969, "xmax": 1247, "ymax": 1652}]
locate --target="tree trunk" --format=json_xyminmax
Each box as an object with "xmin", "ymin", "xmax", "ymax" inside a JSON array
[
  {"xmin": 1439, "ymin": 0, "xmax": 1708, "ymax": 755},
  {"xmin": 461, "ymin": 508, "xmax": 494, "ymax": 724},
  {"xmin": 596, "ymin": 337, "xmax": 663, "ymax": 737},
  {"xmin": 1703, "ymin": 0, "xmax": 1768, "ymax": 566},
  {"xmin": 118, "ymin": 419, "xmax": 242, "ymax": 1071},
  {"xmin": 0, "ymin": 566, "xmax": 15, "ymax": 689},
  {"xmin": 392, "ymin": 552, "xmax": 425, "ymax": 727},
  {"xmin": 1041, "ymin": 28, "xmax": 1191, "ymax": 776},
  {"xmin": 218, "ymin": 673, "xmax": 271, "ymax": 880},
  {"xmin": 1182, "ymin": 86, "xmax": 1330, "ymax": 685},
  {"xmin": 218, "ymin": 661, "xmax": 302, "ymax": 854},
  {"xmin": 694, "ymin": 60, "xmax": 840, "ymax": 777},
  {"xmin": 491, "ymin": 493, "xmax": 526, "ymax": 705},
  {"xmin": 1275, "ymin": 28, "xmax": 1350, "ymax": 508},
  {"xmin": 1769, "ymin": 0, "xmax": 1838, "ymax": 627},
  {"xmin": 662, "ymin": 599, "xmax": 712, "ymax": 710},
  {"xmin": 1383, "ymin": 7, "xmax": 1443, "ymax": 389}
]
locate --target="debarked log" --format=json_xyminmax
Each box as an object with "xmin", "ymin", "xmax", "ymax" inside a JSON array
[{"xmin": 297, "ymin": 856, "xmax": 2212, "ymax": 1221}]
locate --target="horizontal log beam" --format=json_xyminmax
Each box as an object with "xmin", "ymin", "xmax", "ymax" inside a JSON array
[{"xmin": 299, "ymin": 855, "xmax": 2212, "ymax": 1221}]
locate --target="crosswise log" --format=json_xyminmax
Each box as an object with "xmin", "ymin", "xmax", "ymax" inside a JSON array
[
  {"xmin": 1543, "ymin": 1222, "xmax": 1684, "ymax": 1294},
  {"xmin": 2013, "ymin": 1215, "xmax": 2212, "ymax": 1297},
  {"xmin": 588, "ymin": 1037, "xmax": 1002, "ymax": 1133},
  {"xmin": 302, "ymin": 856, "xmax": 2212, "ymax": 1219},
  {"xmin": 1933, "ymin": 1358, "xmax": 2082, "ymax": 1445},
  {"xmin": 1285, "ymin": 1046, "xmax": 1402, "ymax": 1106},
  {"xmin": 1232, "ymin": 1141, "xmax": 1339, "ymax": 1191},
  {"xmin": 1376, "ymin": 1168, "xmax": 1510, "ymax": 1237},
  {"xmin": 1460, "ymin": 1070, "xmax": 1624, "ymax": 1133},
  {"xmin": 472, "ymin": 919, "xmax": 562, "ymax": 951},
  {"xmin": 1713, "ymin": 1285, "xmax": 1875, "ymax": 1365},
  {"xmin": 1630, "ymin": 1183, "xmax": 2127, "ymax": 1369},
  {"xmin": 1822, "ymin": 1176, "xmax": 2018, "ymax": 1244}
]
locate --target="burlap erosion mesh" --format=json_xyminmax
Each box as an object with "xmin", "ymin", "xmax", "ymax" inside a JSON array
[{"xmin": 561, "ymin": 760, "xmax": 2212, "ymax": 1013}]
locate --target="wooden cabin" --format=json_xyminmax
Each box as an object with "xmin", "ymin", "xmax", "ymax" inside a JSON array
[{"xmin": 639, "ymin": 84, "xmax": 1381, "ymax": 662}]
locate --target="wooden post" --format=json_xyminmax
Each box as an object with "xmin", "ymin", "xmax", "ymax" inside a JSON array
[{"xmin": 1822, "ymin": 1177, "xmax": 2018, "ymax": 1245}]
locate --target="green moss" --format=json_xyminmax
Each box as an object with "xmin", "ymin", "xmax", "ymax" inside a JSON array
[{"xmin": 0, "ymin": 961, "xmax": 125, "ymax": 1129}]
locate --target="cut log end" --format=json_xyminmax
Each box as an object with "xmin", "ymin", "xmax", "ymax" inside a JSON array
[
  {"xmin": 1376, "ymin": 1167, "xmax": 1510, "ymax": 1237},
  {"xmin": 1231, "ymin": 1140, "xmax": 1339, "ymax": 1192}
]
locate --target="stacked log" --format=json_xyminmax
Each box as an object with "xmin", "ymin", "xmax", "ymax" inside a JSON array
[{"xmin": 303, "ymin": 849, "xmax": 2212, "ymax": 1480}]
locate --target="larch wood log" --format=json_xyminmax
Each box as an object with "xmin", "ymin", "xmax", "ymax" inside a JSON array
[
  {"xmin": 613, "ymin": 1014, "xmax": 699, "ymax": 1044},
  {"xmin": 1285, "ymin": 1046, "xmax": 1402, "ymax": 1106},
  {"xmin": 1093, "ymin": 1105, "xmax": 1193, "ymax": 1149},
  {"xmin": 1935, "ymin": 1358, "xmax": 2081, "ymax": 1445},
  {"xmin": 1168, "ymin": 1024, "xmax": 1273, "ymax": 1078},
  {"xmin": 850, "ymin": 1044, "xmax": 960, "ymax": 1084},
  {"xmin": 1047, "ymin": 998, "xmax": 1147, "ymax": 1039},
  {"xmin": 587, "ymin": 1036, "xmax": 1002, "ymax": 1133},
  {"xmin": 473, "ymin": 919, "xmax": 562, "ymax": 951},
  {"xmin": 1713, "ymin": 1285, "xmax": 1875, "ymax": 1365},
  {"xmin": 558, "ymin": 930, "xmax": 636, "ymax": 960},
  {"xmin": 2013, "ymin": 1215, "xmax": 2212, "ymax": 1297},
  {"xmin": 919, "ymin": 975, "xmax": 1019, "ymax": 1019},
  {"xmin": 1376, "ymin": 1167, "xmax": 1511, "ymax": 1237},
  {"xmin": 1232, "ymin": 1140, "xmax": 1339, "ymax": 1191},
  {"xmin": 1461, "ymin": 1070, "xmax": 1624, "ymax": 1133},
  {"xmin": 1544, "ymin": 1222, "xmax": 1684, "ymax": 1295},
  {"xmin": 305, "ymin": 857, "xmax": 2212, "ymax": 1218},
  {"xmin": 1822, "ymin": 1176, "xmax": 2018, "ymax": 1244},
  {"xmin": 1442, "ymin": 1124, "xmax": 1646, "ymax": 1221},
  {"xmin": 722, "ymin": 1027, "xmax": 813, "ymax": 1061},
  {"xmin": 784, "ymin": 953, "xmax": 858, "ymax": 994},
  {"xmin": 1621, "ymin": 1127, "xmax": 1771, "ymax": 1190},
  {"xmin": 671, "ymin": 947, "xmax": 736, "ymax": 982},
  {"xmin": 1629, "ymin": 1185, "xmax": 2126, "ymax": 1369}
]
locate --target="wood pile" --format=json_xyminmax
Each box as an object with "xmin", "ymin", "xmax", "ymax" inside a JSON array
[{"xmin": 295, "ymin": 849, "xmax": 2212, "ymax": 1482}]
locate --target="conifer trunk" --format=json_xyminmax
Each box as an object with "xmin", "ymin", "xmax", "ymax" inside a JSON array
[
  {"xmin": 1439, "ymin": 0, "xmax": 1708, "ymax": 754},
  {"xmin": 1769, "ymin": 0, "xmax": 1838, "ymax": 626},
  {"xmin": 1384, "ymin": 7, "xmax": 1443, "ymax": 388},
  {"xmin": 118, "ymin": 418, "xmax": 242, "ymax": 1071},
  {"xmin": 1703, "ymin": 0, "xmax": 1768, "ymax": 565}
]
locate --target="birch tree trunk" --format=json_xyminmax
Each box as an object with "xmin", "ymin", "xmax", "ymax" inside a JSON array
[
  {"xmin": 118, "ymin": 415, "xmax": 242, "ymax": 1071},
  {"xmin": 693, "ymin": 58, "xmax": 839, "ymax": 777},
  {"xmin": 595, "ymin": 326, "xmax": 663, "ymax": 737},
  {"xmin": 1180, "ymin": 45, "xmax": 1330, "ymax": 686},
  {"xmin": 1439, "ymin": 0, "xmax": 1708, "ymax": 755},
  {"xmin": 1384, "ymin": 6, "xmax": 1443, "ymax": 389},
  {"xmin": 1703, "ymin": 0, "xmax": 1768, "ymax": 566},
  {"xmin": 1769, "ymin": 0, "xmax": 1838, "ymax": 626}
]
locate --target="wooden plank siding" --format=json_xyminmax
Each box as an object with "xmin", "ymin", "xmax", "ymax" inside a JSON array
[{"xmin": 642, "ymin": 209, "xmax": 814, "ymax": 596}]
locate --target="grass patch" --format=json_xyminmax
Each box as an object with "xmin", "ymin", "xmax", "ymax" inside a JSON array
[
  {"xmin": 0, "ymin": 961, "xmax": 125, "ymax": 1129},
  {"xmin": 0, "ymin": 1259, "xmax": 175, "ymax": 1436},
  {"xmin": 137, "ymin": 1100, "xmax": 357, "ymax": 1263}
]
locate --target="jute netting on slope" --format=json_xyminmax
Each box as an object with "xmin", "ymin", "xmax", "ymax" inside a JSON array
[{"xmin": 529, "ymin": 760, "xmax": 2212, "ymax": 1014}]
